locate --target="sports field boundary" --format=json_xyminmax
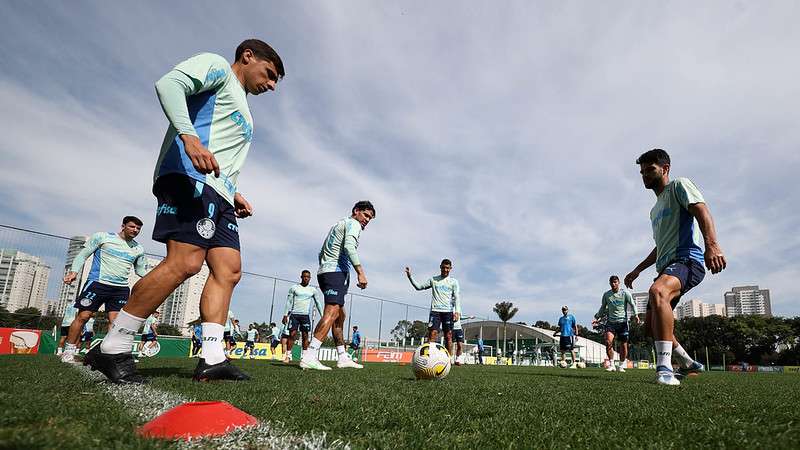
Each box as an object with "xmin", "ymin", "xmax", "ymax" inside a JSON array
[{"xmin": 70, "ymin": 363, "xmax": 350, "ymax": 449}]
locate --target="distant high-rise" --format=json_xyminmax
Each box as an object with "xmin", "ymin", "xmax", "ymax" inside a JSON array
[
  {"xmin": 0, "ymin": 249, "xmax": 51, "ymax": 313},
  {"xmin": 725, "ymin": 285, "xmax": 771, "ymax": 317},
  {"xmin": 632, "ymin": 292, "xmax": 649, "ymax": 316},
  {"xmin": 55, "ymin": 236, "xmax": 88, "ymax": 317},
  {"xmin": 675, "ymin": 298, "xmax": 726, "ymax": 319},
  {"xmin": 160, "ymin": 263, "xmax": 209, "ymax": 336}
]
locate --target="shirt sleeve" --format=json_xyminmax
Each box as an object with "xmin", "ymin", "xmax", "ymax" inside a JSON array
[
  {"xmin": 283, "ymin": 287, "xmax": 294, "ymax": 316},
  {"xmin": 134, "ymin": 252, "xmax": 147, "ymax": 277},
  {"xmin": 343, "ymin": 220, "xmax": 361, "ymax": 267},
  {"xmin": 625, "ymin": 290, "xmax": 638, "ymax": 316},
  {"xmin": 452, "ymin": 280, "xmax": 461, "ymax": 314},
  {"xmin": 674, "ymin": 178, "xmax": 705, "ymax": 209},
  {"xmin": 70, "ymin": 233, "xmax": 103, "ymax": 273},
  {"xmin": 154, "ymin": 53, "xmax": 230, "ymax": 137},
  {"xmin": 595, "ymin": 294, "xmax": 607, "ymax": 319},
  {"xmin": 409, "ymin": 276, "xmax": 432, "ymax": 291}
]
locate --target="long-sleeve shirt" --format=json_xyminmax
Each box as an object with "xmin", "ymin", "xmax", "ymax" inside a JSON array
[
  {"xmin": 70, "ymin": 232, "xmax": 146, "ymax": 287},
  {"xmin": 595, "ymin": 289, "xmax": 637, "ymax": 323},
  {"xmin": 318, "ymin": 217, "xmax": 362, "ymax": 274},
  {"xmin": 409, "ymin": 274, "xmax": 461, "ymax": 313},
  {"xmin": 284, "ymin": 284, "xmax": 323, "ymax": 316}
]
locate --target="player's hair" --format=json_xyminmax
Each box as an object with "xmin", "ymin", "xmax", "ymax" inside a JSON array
[
  {"xmin": 609, "ymin": 275, "xmax": 619, "ymax": 282},
  {"xmin": 270, "ymin": 322, "xmax": 276, "ymax": 327},
  {"xmin": 301, "ymin": 269, "xmax": 311, "ymax": 276},
  {"xmin": 441, "ymin": 259, "xmax": 452, "ymax": 266},
  {"xmin": 352, "ymin": 200, "xmax": 376, "ymax": 217},
  {"xmin": 353, "ymin": 326, "xmax": 358, "ymax": 330},
  {"xmin": 235, "ymin": 39, "xmax": 285, "ymax": 79},
  {"xmin": 122, "ymin": 216, "xmax": 143, "ymax": 226},
  {"xmin": 636, "ymin": 148, "xmax": 670, "ymax": 166}
]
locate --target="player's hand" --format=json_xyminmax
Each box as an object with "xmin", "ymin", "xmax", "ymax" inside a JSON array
[
  {"xmin": 234, "ymin": 193, "xmax": 253, "ymax": 218},
  {"xmin": 357, "ymin": 272, "xmax": 368, "ymax": 289},
  {"xmin": 704, "ymin": 242, "xmax": 726, "ymax": 274},
  {"xmin": 454, "ymin": 312, "xmax": 460, "ymax": 322},
  {"xmin": 180, "ymin": 134, "xmax": 220, "ymax": 177},
  {"xmin": 624, "ymin": 270, "xmax": 639, "ymax": 289},
  {"xmin": 63, "ymin": 271, "xmax": 77, "ymax": 285},
  {"xmin": 281, "ymin": 315, "xmax": 288, "ymax": 324}
]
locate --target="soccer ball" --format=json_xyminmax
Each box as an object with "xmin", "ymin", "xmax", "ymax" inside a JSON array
[
  {"xmin": 576, "ymin": 361, "xmax": 586, "ymax": 369},
  {"xmin": 559, "ymin": 360, "xmax": 568, "ymax": 368},
  {"xmin": 412, "ymin": 342, "xmax": 451, "ymax": 380}
]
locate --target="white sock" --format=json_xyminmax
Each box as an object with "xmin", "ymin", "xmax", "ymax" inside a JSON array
[
  {"xmin": 673, "ymin": 345, "xmax": 694, "ymax": 368},
  {"xmin": 655, "ymin": 341, "xmax": 672, "ymax": 371},
  {"xmin": 306, "ymin": 337, "xmax": 322, "ymax": 359},
  {"xmin": 201, "ymin": 323, "xmax": 226, "ymax": 365},
  {"xmin": 100, "ymin": 310, "xmax": 145, "ymax": 354},
  {"xmin": 336, "ymin": 345, "xmax": 346, "ymax": 357}
]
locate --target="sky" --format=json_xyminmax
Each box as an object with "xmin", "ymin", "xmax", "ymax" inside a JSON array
[{"xmin": 1, "ymin": 2, "xmax": 799, "ymax": 339}]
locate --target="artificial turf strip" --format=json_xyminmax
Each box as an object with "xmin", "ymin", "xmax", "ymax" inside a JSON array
[
  {"xmin": 139, "ymin": 358, "xmax": 800, "ymax": 449},
  {"xmin": 0, "ymin": 355, "xmax": 173, "ymax": 450},
  {"xmin": 3, "ymin": 356, "xmax": 800, "ymax": 449}
]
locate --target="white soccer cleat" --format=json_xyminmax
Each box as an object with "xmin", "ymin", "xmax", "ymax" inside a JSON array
[
  {"xmin": 656, "ymin": 371, "xmax": 681, "ymax": 386},
  {"xmin": 282, "ymin": 354, "xmax": 291, "ymax": 364},
  {"xmin": 60, "ymin": 350, "xmax": 79, "ymax": 364},
  {"xmin": 617, "ymin": 365, "xmax": 626, "ymax": 373},
  {"xmin": 605, "ymin": 364, "xmax": 616, "ymax": 372},
  {"xmin": 337, "ymin": 356, "xmax": 364, "ymax": 369},
  {"xmin": 56, "ymin": 348, "xmax": 63, "ymax": 356},
  {"xmin": 300, "ymin": 358, "xmax": 332, "ymax": 371},
  {"xmin": 569, "ymin": 363, "xmax": 578, "ymax": 369}
]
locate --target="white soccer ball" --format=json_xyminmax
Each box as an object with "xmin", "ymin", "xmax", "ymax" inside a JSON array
[
  {"xmin": 576, "ymin": 361, "xmax": 586, "ymax": 369},
  {"xmin": 412, "ymin": 342, "xmax": 451, "ymax": 380},
  {"xmin": 559, "ymin": 360, "xmax": 568, "ymax": 368}
]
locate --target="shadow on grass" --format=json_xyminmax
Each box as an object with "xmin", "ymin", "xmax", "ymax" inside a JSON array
[
  {"xmin": 137, "ymin": 366, "xmax": 194, "ymax": 379},
  {"xmin": 502, "ymin": 370, "xmax": 655, "ymax": 384}
]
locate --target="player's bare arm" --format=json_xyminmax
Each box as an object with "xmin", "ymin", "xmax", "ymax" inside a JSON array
[
  {"xmin": 234, "ymin": 192, "xmax": 253, "ymax": 218},
  {"xmin": 624, "ymin": 247, "xmax": 657, "ymax": 288},
  {"xmin": 687, "ymin": 202, "xmax": 726, "ymax": 274},
  {"xmin": 354, "ymin": 264, "xmax": 367, "ymax": 289},
  {"xmin": 63, "ymin": 271, "xmax": 78, "ymax": 284},
  {"xmin": 180, "ymin": 134, "xmax": 220, "ymax": 177}
]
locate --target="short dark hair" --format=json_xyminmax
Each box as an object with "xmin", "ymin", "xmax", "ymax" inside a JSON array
[
  {"xmin": 301, "ymin": 270, "xmax": 311, "ymax": 276},
  {"xmin": 122, "ymin": 216, "xmax": 143, "ymax": 226},
  {"xmin": 270, "ymin": 322, "xmax": 276, "ymax": 327},
  {"xmin": 441, "ymin": 259, "xmax": 452, "ymax": 266},
  {"xmin": 636, "ymin": 148, "xmax": 670, "ymax": 166},
  {"xmin": 352, "ymin": 200, "xmax": 376, "ymax": 217},
  {"xmin": 235, "ymin": 39, "xmax": 285, "ymax": 79},
  {"xmin": 609, "ymin": 275, "xmax": 619, "ymax": 283},
  {"xmin": 353, "ymin": 326, "xmax": 358, "ymax": 330}
]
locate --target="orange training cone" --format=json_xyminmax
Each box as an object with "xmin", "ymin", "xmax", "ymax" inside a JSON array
[{"xmin": 138, "ymin": 401, "xmax": 258, "ymax": 440}]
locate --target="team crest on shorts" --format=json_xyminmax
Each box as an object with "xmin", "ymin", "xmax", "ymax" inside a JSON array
[
  {"xmin": 196, "ymin": 218, "xmax": 216, "ymax": 239},
  {"xmin": 80, "ymin": 298, "xmax": 92, "ymax": 307}
]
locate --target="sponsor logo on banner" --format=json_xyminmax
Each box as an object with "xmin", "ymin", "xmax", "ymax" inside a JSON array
[
  {"xmin": 784, "ymin": 366, "xmax": 800, "ymax": 374},
  {"xmin": 363, "ymin": 349, "xmax": 413, "ymax": 363},
  {"xmin": 757, "ymin": 366, "xmax": 783, "ymax": 373},
  {"xmin": 0, "ymin": 328, "xmax": 41, "ymax": 354}
]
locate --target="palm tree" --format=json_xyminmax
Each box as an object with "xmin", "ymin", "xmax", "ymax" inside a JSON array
[{"xmin": 493, "ymin": 301, "xmax": 519, "ymax": 357}]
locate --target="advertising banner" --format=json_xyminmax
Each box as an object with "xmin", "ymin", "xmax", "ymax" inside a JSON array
[
  {"xmin": 784, "ymin": 366, "xmax": 800, "ymax": 374},
  {"xmin": 757, "ymin": 366, "xmax": 783, "ymax": 373},
  {"xmin": 0, "ymin": 328, "xmax": 41, "ymax": 354},
  {"xmin": 363, "ymin": 349, "xmax": 413, "ymax": 363},
  {"xmin": 76, "ymin": 335, "xmax": 190, "ymax": 358},
  {"xmin": 227, "ymin": 342, "xmax": 285, "ymax": 360},
  {"xmin": 727, "ymin": 364, "xmax": 758, "ymax": 372}
]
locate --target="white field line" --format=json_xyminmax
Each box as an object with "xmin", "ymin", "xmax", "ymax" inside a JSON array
[{"xmin": 72, "ymin": 364, "xmax": 350, "ymax": 449}]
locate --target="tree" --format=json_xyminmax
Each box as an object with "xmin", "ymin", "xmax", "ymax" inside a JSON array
[
  {"xmin": 534, "ymin": 320, "xmax": 554, "ymax": 330},
  {"xmin": 391, "ymin": 320, "xmax": 428, "ymax": 342},
  {"xmin": 157, "ymin": 323, "xmax": 183, "ymax": 336},
  {"xmin": 391, "ymin": 320, "xmax": 412, "ymax": 342},
  {"xmin": 493, "ymin": 301, "xmax": 518, "ymax": 356}
]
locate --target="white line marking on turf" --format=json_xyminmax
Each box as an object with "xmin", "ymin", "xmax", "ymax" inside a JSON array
[{"xmin": 70, "ymin": 363, "xmax": 350, "ymax": 449}]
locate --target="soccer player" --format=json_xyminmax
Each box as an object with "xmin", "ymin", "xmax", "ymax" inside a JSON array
[
  {"xmin": 242, "ymin": 323, "xmax": 259, "ymax": 359},
  {"xmin": 137, "ymin": 311, "xmax": 160, "ymax": 357},
  {"xmin": 555, "ymin": 306, "xmax": 578, "ymax": 369},
  {"xmin": 60, "ymin": 216, "xmax": 146, "ymax": 364},
  {"xmin": 80, "ymin": 317, "xmax": 95, "ymax": 353},
  {"xmin": 405, "ymin": 259, "xmax": 461, "ymax": 357},
  {"xmin": 282, "ymin": 270, "xmax": 323, "ymax": 362},
  {"xmin": 476, "ymin": 337, "xmax": 484, "ymax": 365},
  {"xmin": 593, "ymin": 275, "xmax": 639, "ymax": 372},
  {"xmin": 624, "ymin": 149, "xmax": 726, "ymax": 386},
  {"xmin": 452, "ymin": 317, "xmax": 465, "ymax": 365},
  {"xmin": 301, "ymin": 201, "xmax": 376, "ymax": 371},
  {"xmin": 57, "ymin": 303, "xmax": 79, "ymax": 356},
  {"xmin": 223, "ymin": 311, "xmax": 237, "ymax": 356},
  {"xmin": 83, "ymin": 39, "xmax": 285, "ymax": 383},
  {"xmin": 190, "ymin": 322, "xmax": 202, "ymax": 357},
  {"xmin": 268, "ymin": 322, "xmax": 281, "ymax": 359},
  {"xmin": 348, "ymin": 325, "xmax": 362, "ymax": 358}
]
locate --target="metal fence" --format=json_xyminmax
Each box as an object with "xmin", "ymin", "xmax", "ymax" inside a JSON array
[{"xmin": 0, "ymin": 224, "xmax": 470, "ymax": 344}]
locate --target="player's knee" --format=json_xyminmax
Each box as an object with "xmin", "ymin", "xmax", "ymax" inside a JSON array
[{"xmin": 648, "ymin": 285, "xmax": 670, "ymax": 305}]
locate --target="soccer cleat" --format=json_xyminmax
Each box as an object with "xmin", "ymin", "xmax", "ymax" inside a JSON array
[
  {"xmin": 282, "ymin": 354, "xmax": 291, "ymax": 364},
  {"xmin": 56, "ymin": 348, "xmax": 63, "ymax": 356},
  {"xmin": 617, "ymin": 365, "xmax": 626, "ymax": 373},
  {"xmin": 300, "ymin": 357, "xmax": 332, "ymax": 371},
  {"xmin": 193, "ymin": 359, "xmax": 250, "ymax": 382},
  {"xmin": 60, "ymin": 350, "xmax": 80, "ymax": 364},
  {"xmin": 605, "ymin": 364, "xmax": 616, "ymax": 372},
  {"xmin": 656, "ymin": 366, "xmax": 681, "ymax": 386},
  {"xmin": 336, "ymin": 356, "xmax": 364, "ymax": 369},
  {"xmin": 569, "ymin": 363, "xmax": 578, "ymax": 369},
  {"xmin": 83, "ymin": 346, "xmax": 147, "ymax": 384},
  {"xmin": 676, "ymin": 361, "xmax": 705, "ymax": 379}
]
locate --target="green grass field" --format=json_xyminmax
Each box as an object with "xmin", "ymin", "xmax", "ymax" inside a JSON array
[{"xmin": 2, "ymin": 356, "xmax": 799, "ymax": 449}]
